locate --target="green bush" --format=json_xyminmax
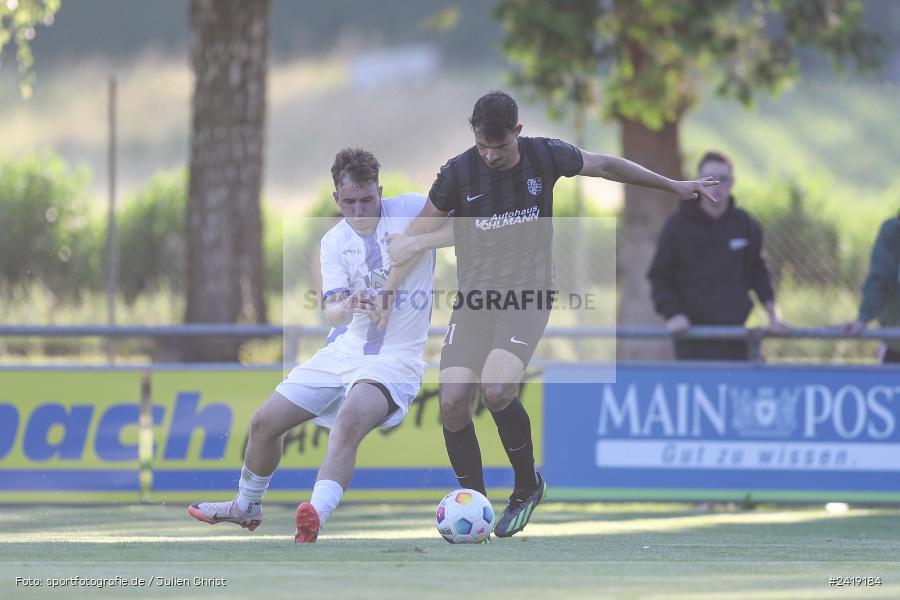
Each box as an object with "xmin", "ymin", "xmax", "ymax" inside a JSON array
[
  {"xmin": 264, "ymin": 207, "xmax": 284, "ymax": 294},
  {"xmin": 119, "ymin": 168, "xmax": 285, "ymax": 299},
  {"xmin": 0, "ymin": 152, "xmax": 100, "ymax": 298},
  {"xmin": 117, "ymin": 169, "xmax": 186, "ymax": 303}
]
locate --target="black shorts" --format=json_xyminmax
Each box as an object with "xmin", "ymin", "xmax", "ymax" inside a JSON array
[{"xmin": 439, "ymin": 290, "xmax": 553, "ymax": 373}]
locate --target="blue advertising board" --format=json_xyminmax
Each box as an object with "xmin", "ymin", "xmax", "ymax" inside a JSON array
[{"xmin": 542, "ymin": 363, "xmax": 900, "ymax": 502}]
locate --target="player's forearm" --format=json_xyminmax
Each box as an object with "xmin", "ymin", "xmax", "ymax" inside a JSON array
[
  {"xmin": 381, "ymin": 223, "xmax": 449, "ymax": 301},
  {"xmin": 580, "ymin": 151, "xmax": 678, "ymax": 193},
  {"xmin": 405, "ymin": 198, "xmax": 450, "ymax": 237},
  {"xmin": 383, "ymin": 255, "xmax": 419, "ymax": 296},
  {"xmin": 411, "ymin": 220, "xmax": 454, "ymax": 251},
  {"xmin": 405, "ymin": 214, "xmax": 446, "ymax": 238},
  {"xmin": 323, "ymin": 297, "xmax": 352, "ymax": 327}
]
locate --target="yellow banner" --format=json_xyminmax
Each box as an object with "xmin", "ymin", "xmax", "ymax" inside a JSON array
[
  {"xmin": 0, "ymin": 367, "xmax": 542, "ymax": 502},
  {"xmin": 149, "ymin": 369, "xmax": 541, "ymax": 469},
  {"xmin": 148, "ymin": 368, "xmax": 542, "ymax": 501},
  {"xmin": 0, "ymin": 370, "xmax": 143, "ymax": 502}
]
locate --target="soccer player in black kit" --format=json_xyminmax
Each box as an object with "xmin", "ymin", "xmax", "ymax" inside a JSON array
[{"xmin": 386, "ymin": 91, "xmax": 719, "ymax": 537}]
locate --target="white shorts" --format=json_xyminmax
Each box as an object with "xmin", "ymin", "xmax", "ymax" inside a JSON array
[{"xmin": 274, "ymin": 345, "xmax": 426, "ymax": 429}]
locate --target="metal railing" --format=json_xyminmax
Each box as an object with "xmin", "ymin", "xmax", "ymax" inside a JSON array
[{"xmin": 2, "ymin": 324, "xmax": 899, "ymax": 364}]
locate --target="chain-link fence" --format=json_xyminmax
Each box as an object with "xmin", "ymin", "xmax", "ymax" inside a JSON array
[{"xmin": 743, "ymin": 184, "xmax": 891, "ymax": 364}]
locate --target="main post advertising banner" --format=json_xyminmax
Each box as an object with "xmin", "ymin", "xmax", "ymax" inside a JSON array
[{"xmin": 543, "ymin": 363, "xmax": 900, "ymax": 502}]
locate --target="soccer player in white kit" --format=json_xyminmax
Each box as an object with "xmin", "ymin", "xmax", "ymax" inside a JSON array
[{"xmin": 188, "ymin": 148, "xmax": 451, "ymax": 543}]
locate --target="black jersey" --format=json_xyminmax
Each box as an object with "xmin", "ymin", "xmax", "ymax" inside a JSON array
[{"xmin": 428, "ymin": 136, "xmax": 583, "ymax": 291}]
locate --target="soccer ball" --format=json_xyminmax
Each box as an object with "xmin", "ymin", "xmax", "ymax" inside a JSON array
[{"xmin": 435, "ymin": 488, "xmax": 494, "ymax": 544}]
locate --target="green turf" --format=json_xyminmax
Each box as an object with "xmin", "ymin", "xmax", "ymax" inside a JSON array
[{"xmin": 1, "ymin": 503, "xmax": 899, "ymax": 599}]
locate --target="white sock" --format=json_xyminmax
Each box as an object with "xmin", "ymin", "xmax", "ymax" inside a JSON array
[
  {"xmin": 236, "ymin": 465, "xmax": 272, "ymax": 513},
  {"xmin": 310, "ymin": 479, "xmax": 344, "ymax": 526}
]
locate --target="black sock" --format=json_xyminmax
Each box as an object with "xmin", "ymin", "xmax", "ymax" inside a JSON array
[
  {"xmin": 442, "ymin": 423, "xmax": 486, "ymax": 496},
  {"xmin": 490, "ymin": 397, "xmax": 538, "ymax": 493}
]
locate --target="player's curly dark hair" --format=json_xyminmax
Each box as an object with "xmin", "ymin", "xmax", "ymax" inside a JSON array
[
  {"xmin": 469, "ymin": 91, "xmax": 518, "ymax": 141},
  {"xmin": 331, "ymin": 148, "xmax": 380, "ymax": 187}
]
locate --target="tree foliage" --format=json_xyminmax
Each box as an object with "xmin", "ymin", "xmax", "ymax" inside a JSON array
[
  {"xmin": 0, "ymin": 0, "xmax": 60, "ymax": 97},
  {"xmin": 495, "ymin": 0, "xmax": 885, "ymax": 129}
]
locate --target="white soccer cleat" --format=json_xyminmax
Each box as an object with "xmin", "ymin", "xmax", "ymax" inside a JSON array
[{"xmin": 188, "ymin": 499, "xmax": 262, "ymax": 531}]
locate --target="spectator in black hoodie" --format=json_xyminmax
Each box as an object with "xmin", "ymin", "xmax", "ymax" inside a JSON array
[{"xmin": 647, "ymin": 151, "xmax": 789, "ymax": 360}]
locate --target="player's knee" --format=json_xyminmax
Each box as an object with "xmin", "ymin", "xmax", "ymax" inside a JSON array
[
  {"xmin": 439, "ymin": 384, "xmax": 473, "ymax": 428},
  {"xmin": 330, "ymin": 413, "xmax": 368, "ymax": 449},
  {"xmin": 249, "ymin": 408, "xmax": 281, "ymax": 442},
  {"xmin": 439, "ymin": 397, "xmax": 470, "ymax": 431},
  {"xmin": 481, "ymin": 383, "xmax": 514, "ymax": 411}
]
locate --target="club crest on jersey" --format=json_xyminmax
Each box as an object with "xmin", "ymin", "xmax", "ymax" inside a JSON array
[
  {"xmin": 526, "ymin": 177, "xmax": 543, "ymax": 196},
  {"xmin": 364, "ymin": 266, "xmax": 391, "ymax": 290}
]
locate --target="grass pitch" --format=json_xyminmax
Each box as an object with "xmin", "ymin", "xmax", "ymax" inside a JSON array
[{"xmin": 2, "ymin": 502, "xmax": 899, "ymax": 599}]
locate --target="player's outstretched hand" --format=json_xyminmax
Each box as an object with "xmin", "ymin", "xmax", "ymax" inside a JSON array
[
  {"xmin": 671, "ymin": 176, "xmax": 719, "ymax": 203},
  {"xmin": 385, "ymin": 233, "xmax": 417, "ymax": 265}
]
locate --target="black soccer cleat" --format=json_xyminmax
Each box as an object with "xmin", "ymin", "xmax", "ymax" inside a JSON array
[{"xmin": 493, "ymin": 472, "xmax": 546, "ymax": 538}]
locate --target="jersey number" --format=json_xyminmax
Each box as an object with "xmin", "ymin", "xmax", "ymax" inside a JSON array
[{"xmin": 443, "ymin": 323, "xmax": 456, "ymax": 346}]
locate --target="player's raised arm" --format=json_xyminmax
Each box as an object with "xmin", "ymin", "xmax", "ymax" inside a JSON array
[
  {"xmin": 404, "ymin": 154, "xmax": 457, "ymax": 238},
  {"xmin": 372, "ymin": 218, "xmax": 454, "ymax": 330},
  {"xmin": 578, "ymin": 150, "xmax": 720, "ymax": 204},
  {"xmin": 387, "ymin": 218, "xmax": 454, "ymax": 266},
  {"xmin": 404, "ymin": 197, "xmax": 450, "ymax": 237}
]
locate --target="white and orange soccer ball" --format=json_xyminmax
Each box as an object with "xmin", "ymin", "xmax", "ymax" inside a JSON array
[{"xmin": 435, "ymin": 488, "xmax": 494, "ymax": 544}]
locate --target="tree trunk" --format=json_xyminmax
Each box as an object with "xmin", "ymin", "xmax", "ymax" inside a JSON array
[
  {"xmin": 617, "ymin": 117, "xmax": 683, "ymax": 361},
  {"xmin": 183, "ymin": 0, "xmax": 270, "ymax": 361}
]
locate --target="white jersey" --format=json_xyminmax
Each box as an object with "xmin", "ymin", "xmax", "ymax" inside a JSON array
[{"xmin": 319, "ymin": 194, "xmax": 434, "ymax": 358}]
